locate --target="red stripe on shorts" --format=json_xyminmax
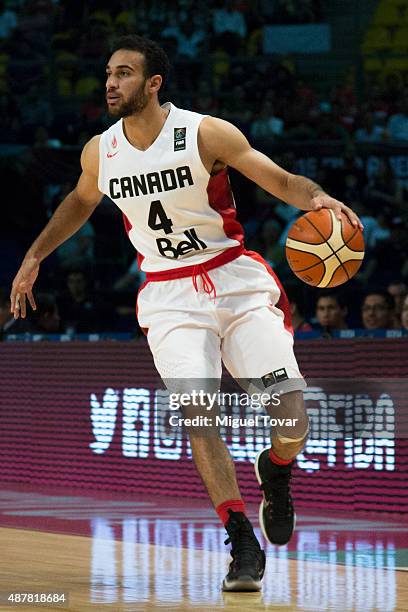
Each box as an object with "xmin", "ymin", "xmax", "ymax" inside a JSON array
[
  {"xmin": 243, "ymin": 249, "xmax": 293, "ymax": 335},
  {"xmin": 136, "ymin": 280, "xmax": 149, "ymax": 336}
]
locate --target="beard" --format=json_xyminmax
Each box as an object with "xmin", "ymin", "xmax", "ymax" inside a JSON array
[{"xmin": 107, "ymin": 81, "xmax": 149, "ymax": 118}]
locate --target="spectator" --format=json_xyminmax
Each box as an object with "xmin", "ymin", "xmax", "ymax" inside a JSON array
[
  {"xmin": 56, "ymin": 221, "xmax": 95, "ymax": 270},
  {"xmin": 284, "ymin": 80, "xmax": 317, "ymax": 134},
  {"xmin": 363, "ymin": 158, "xmax": 403, "ymax": 212},
  {"xmin": 361, "ymin": 291, "xmax": 395, "ymax": 330},
  {"xmin": 213, "ymin": 0, "xmax": 247, "ymax": 38},
  {"xmin": 250, "ymin": 100, "xmax": 284, "ymax": 139},
  {"xmin": 19, "ymin": 83, "xmax": 53, "ymax": 134},
  {"xmin": 53, "ymin": 183, "xmax": 95, "ymax": 270},
  {"xmin": 212, "ymin": 0, "xmax": 246, "ymax": 53},
  {"xmin": 366, "ymin": 84, "xmax": 389, "ymax": 123},
  {"xmin": 314, "ymin": 103, "xmax": 350, "ymax": 143},
  {"xmin": 57, "ymin": 269, "xmax": 110, "ymax": 333},
  {"xmin": 285, "ymin": 284, "xmax": 312, "ymax": 333},
  {"xmin": 368, "ymin": 224, "xmax": 408, "ymax": 284},
  {"xmin": 193, "ymin": 81, "xmax": 219, "ymax": 115},
  {"xmin": 387, "ymin": 280, "xmax": 407, "ymax": 323},
  {"xmin": 331, "ymin": 100, "xmax": 356, "ymax": 134},
  {"xmin": 162, "ymin": 17, "xmax": 205, "ymax": 59},
  {"xmin": 401, "ymin": 294, "xmax": 408, "ymax": 331},
  {"xmin": 80, "ymin": 89, "xmax": 105, "ymax": 132},
  {"xmin": 220, "ymin": 84, "xmax": 252, "ymax": 126},
  {"xmin": 354, "ymin": 110, "xmax": 386, "ymax": 143},
  {"xmin": 33, "ymin": 126, "xmax": 62, "ymax": 148},
  {"xmin": 29, "ymin": 293, "xmax": 61, "ymax": 334},
  {"xmin": 387, "ymin": 97, "xmax": 408, "ymax": 142},
  {"xmin": 348, "ymin": 201, "xmax": 390, "ymax": 252},
  {"xmin": 315, "ymin": 292, "xmax": 348, "ymax": 333},
  {"xmin": 111, "ymin": 258, "xmax": 145, "ymax": 334},
  {"xmin": 258, "ymin": 218, "xmax": 284, "ymax": 269},
  {"xmin": 0, "ymin": 1, "xmax": 17, "ymax": 40},
  {"xmin": 17, "ymin": 0, "xmax": 52, "ymax": 53}
]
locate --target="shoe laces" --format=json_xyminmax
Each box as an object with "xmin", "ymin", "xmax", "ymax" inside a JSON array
[
  {"xmin": 224, "ymin": 510, "xmax": 261, "ymax": 566},
  {"xmin": 261, "ymin": 472, "xmax": 294, "ymax": 521}
]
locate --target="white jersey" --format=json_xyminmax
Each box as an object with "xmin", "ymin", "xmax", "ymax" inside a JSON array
[{"xmin": 98, "ymin": 103, "xmax": 244, "ymax": 275}]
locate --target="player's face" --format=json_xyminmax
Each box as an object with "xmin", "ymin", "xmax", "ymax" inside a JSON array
[
  {"xmin": 106, "ymin": 50, "xmax": 149, "ymax": 118},
  {"xmin": 361, "ymin": 295, "xmax": 393, "ymax": 329},
  {"xmin": 316, "ymin": 297, "xmax": 345, "ymax": 328}
]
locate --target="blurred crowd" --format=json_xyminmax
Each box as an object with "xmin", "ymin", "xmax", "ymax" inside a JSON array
[
  {"xmin": 0, "ymin": 0, "xmax": 392, "ymax": 148},
  {"xmin": 285, "ymin": 283, "xmax": 408, "ymax": 336},
  {"xmin": 1, "ymin": 0, "xmax": 408, "ymax": 147},
  {"xmin": 1, "ymin": 0, "xmax": 408, "ymax": 338}
]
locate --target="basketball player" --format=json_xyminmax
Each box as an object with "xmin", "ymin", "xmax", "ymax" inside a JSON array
[{"xmin": 10, "ymin": 36, "xmax": 362, "ymax": 591}]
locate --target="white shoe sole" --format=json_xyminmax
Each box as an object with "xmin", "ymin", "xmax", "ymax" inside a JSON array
[{"xmin": 254, "ymin": 448, "xmax": 296, "ymax": 546}]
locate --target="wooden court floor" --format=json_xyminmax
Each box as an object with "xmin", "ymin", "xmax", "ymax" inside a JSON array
[{"xmin": 0, "ymin": 487, "xmax": 407, "ymax": 611}]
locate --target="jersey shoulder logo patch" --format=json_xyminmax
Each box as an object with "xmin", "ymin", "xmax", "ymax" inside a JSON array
[
  {"xmin": 174, "ymin": 127, "xmax": 186, "ymax": 151},
  {"xmin": 107, "ymin": 134, "xmax": 119, "ymax": 157}
]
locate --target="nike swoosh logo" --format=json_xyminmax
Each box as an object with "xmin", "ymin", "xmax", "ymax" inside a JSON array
[{"xmin": 107, "ymin": 151, "xmax": 119, "ymax": 158}]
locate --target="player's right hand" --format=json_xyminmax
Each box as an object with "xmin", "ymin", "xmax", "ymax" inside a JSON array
[{"xmin": 10, "ymin": 257, "xmax": 39, "ymax": 319}]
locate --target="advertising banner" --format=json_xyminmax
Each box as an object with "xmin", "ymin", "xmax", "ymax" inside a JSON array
[{"xmin": 0, "ymin": 339, "xmax": 407, "ymax": 512}]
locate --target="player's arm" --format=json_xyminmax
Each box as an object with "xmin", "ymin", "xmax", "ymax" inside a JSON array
[
  {"xmin": 199, "ymin": 117, "xmax": 363, "ymax": 229},
  {"xmin": 10, "ymin": 135, "xmax": 103, "ymax": 319}
]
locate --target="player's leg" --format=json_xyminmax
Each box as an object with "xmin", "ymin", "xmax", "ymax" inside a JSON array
[
  {"xmin": 147, "ymin": 317, "xmax": 243, "ymax": 503},
  {"xmin": 222, "ymin": 301, "xmax": 308, "ymax": 547},
  {"xmin": 188, "ymin": 424, "xmax": 265, "ymax": 591},
  {"xmin": 255, "ymin": 389, "xmax": 308, "ymax": 545},
  {"xmin": 144, "ymin": 305, "xmax": 265, "ymax": 590},
  {"xmin": 267, "ymin": 389, "xmax": 309, "ymax": 460},
  {"xmin": 220, "ymin": 256, "xmax": 308, "ymax": 544}
]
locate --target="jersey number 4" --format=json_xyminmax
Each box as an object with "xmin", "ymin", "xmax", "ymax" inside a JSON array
[
  {"xmin": 148, "ymin": 200, "xmax": 173, "ymax": 234},
  {"xmin": 147, "ymin": 199, "xmax": 207, "ymax": 259}
]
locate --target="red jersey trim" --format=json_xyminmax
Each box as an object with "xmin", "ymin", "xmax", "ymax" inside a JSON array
[
  {"xmin": 207, "ymin": 168, "xmax": 244, "ymax": 244},
  {"xmin": 122, "ymin": 213, "xmax": 132, "ymax": 234}
]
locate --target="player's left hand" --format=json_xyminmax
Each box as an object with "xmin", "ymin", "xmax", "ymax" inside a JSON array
[
  {"xmin": 10, "ymin": 256, "xmax": 39, "ymax": 319},
  {"xmin": 310, "ymin": 194, "xmax": 364, "ymax": 231}
]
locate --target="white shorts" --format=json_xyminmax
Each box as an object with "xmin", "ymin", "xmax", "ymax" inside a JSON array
[{"xmin": 137, "ymin": 251, "xmax": 306, "ymax": 395}]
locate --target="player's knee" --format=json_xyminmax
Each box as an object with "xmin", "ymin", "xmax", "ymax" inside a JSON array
[{"xmin": 274, "ymin": 390, "xmax": 309, "ymax": 443}]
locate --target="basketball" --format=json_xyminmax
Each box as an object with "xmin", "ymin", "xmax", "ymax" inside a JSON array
[{"xmin": 285, "ymin": 209, "xmax": 365, "ymax": 288}]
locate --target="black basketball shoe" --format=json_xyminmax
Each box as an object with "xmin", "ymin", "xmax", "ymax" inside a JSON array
[
  {"xmin": 222, "ymin": 510, "xmax": 266, "ymax": 592},
  {"xmin": 254, "ymin": 448, "xmax": 296, "ymax": 546}
]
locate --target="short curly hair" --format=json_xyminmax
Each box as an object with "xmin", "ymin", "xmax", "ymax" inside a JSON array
[{"xmin": 110, "ymin": 35, "xmax": 170, "ymax": 91}]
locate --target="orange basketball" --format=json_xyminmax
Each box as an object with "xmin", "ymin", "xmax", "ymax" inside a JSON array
[{"xmin": 285, "ymin": 209, "xmax": 365, "ymax": 287}]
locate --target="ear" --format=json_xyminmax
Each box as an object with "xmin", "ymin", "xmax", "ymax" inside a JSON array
[{"xmin": 147, "ymin": 74, "xmax": 162, "ymax": 94}]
